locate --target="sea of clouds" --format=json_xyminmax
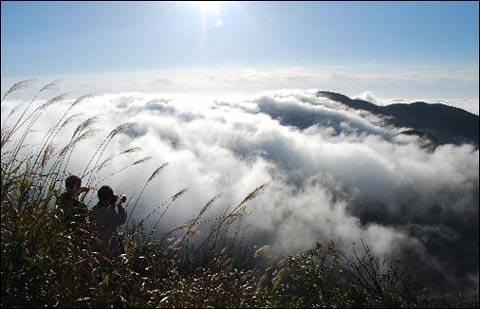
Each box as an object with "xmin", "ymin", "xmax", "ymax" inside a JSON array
[{"xmin": 1, "ymin": 88, "xmax": 478, "ymax": 292}]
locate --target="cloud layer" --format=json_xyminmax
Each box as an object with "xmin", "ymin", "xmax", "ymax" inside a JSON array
[
  {"xmin": 1, "ymin": 89, "xmax": 478, "ymax": 292},
  {"xmin": 2, "ymin": 65, "xmax": 478, "ymax": 113}
]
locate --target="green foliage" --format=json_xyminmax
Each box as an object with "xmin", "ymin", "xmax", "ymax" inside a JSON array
[
  {"xmin": 261, "ymin": 242, "xmax": 362, "ymax": 308},
  {"xmin": 258, "ymin": 241, "xmax": 428, "ymax": 308}
]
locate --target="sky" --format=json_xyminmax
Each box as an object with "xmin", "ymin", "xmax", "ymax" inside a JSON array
[{"xmin": 1, "ymin": 1, "xmax": 479, "ymax": 108}]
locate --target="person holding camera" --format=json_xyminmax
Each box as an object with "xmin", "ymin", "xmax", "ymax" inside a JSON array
[{"xmin": 91, "ymin": 185, "xmax": 127, "ymax": 257}]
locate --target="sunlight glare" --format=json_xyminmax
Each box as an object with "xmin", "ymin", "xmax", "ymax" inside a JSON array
[{"xmin": 196, "ymin": 1, "xmax": 221, "ymax": 15}]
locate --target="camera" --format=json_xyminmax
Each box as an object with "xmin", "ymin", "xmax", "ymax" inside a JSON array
[{"xmin": 111, "ymin": 194, "xmax": 127, "ymax": 208}]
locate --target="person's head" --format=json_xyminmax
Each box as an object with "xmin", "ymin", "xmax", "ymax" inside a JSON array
[
  {"xmin": 65, "ymin": 175, "xmax": 82, "ymax": 196},
  {"xmin": 98, "ymin": 185, "xmax": 114, "ymax": 206}
]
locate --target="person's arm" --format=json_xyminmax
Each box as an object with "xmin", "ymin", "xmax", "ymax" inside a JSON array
[
  {"xmin": 116, "ymin": 205, "xmax": 127, "ymax": 224},
  {"xmin": 93, "ymin": 207, "xmax": 125, "ymax": 227},
  {"xmin": 102, "ymin": 206, "xmax": 126, "ymax": 227}
]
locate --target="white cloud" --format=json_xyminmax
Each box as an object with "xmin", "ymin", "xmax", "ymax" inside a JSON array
[
  {"xmin": 2, "ymin": 65, "xmax": 478, "ymax": 111},
  {"xmin": 353, "ymin": 91, "xmax": 381, "ymax": 105}
]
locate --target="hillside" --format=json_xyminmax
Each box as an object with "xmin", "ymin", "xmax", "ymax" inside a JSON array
[{"xmin": 316, "ymin": 91, "xmax": 479, "ymax": 146}]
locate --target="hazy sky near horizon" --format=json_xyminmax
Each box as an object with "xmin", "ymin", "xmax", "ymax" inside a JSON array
[{"xmin": 1, "ymin": 1, "xmax": 479, "ymax": 104}]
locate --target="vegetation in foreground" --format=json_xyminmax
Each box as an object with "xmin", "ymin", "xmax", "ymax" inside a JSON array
[{"xmin": 1, "ymin": 81, "xmax": 479, "ymax": 308}]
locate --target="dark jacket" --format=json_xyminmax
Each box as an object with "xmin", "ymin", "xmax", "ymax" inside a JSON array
[
  {"xmin": 57, "ymin": 192, "xmax": 89, "ymax": 228},
  {"xmin": 91, "ymin": 202, "xmax": 127, "ymax": 242}
]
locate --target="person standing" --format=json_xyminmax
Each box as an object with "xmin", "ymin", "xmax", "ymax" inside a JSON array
[
  {"xmin": 90, "ymin": 185, "xmax": 127, "ymax": 257},
  {"xmin": 56, "ymin": 175, "xmax": 90, "ymax": 229}
]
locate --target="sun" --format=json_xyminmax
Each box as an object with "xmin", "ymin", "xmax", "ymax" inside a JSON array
[{"xmin": 195, "ymin": 1, "xmax": 221, "ymax": 15}]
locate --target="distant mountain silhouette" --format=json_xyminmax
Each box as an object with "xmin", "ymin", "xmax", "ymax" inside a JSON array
[{"xmin": 317, "ymin": 91, "xmax": 479, "ymax": 146}]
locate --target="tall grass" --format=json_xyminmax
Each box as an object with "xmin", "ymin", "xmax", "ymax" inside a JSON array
[{"xmin": 1, "ymin": 81, "xmax": 478, "ymax": 308}]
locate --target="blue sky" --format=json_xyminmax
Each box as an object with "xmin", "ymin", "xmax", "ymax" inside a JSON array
[{"xmin": 1, "ymin": 1, "xmax": 479, "ymax": 104}]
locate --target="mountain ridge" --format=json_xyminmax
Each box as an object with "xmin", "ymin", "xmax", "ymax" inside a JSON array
[{"xmin": 316, "ymin": 91, "xmax": 479, "ymax": 146}]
